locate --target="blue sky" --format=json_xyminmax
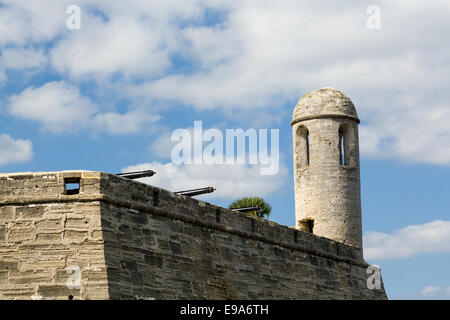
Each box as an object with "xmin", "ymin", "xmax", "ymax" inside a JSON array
[{"xmin": 0, "ymin": 0, "xmax": 449, "ymax": 299}]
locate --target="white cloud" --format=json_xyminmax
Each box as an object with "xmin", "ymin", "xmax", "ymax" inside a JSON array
[
  {"xmin": 2, "ymin": 1, "xmax": 450, "ymax": 165},
  {"xmin": 0, "ymin": 134, "xmax": 33, "ymax": 166},
  {"xmin": 7, "ymin": 81, "xmax": 159, "ymax": 135},
  {"xmin": 126, "ymin": 1, "xmax": 450, "ymax": 165},
  {"xmin": 393, "ymin": 286, "xmax": 450, "ymax": 300},
  {"xmin": 359, "ymin": 99, "xmax": 450, "ymax": 165},
  {"xmin": 364, "ymin": 220, "xmax": 450, "ymax": 261},
  {"xmin": 48, "ymin": 0, "xmax": 217, "ymax": 79},
  {"xmin": 92, "ymin": 110, "xmax": 161, "ymax": 135},
  {"xmin": 122, "ymin": 160, "xmax": 288, "ymax": 200},
  {"xmin": 0, "ymin": 1, "xmax": 69, "ymax": 45},
  {"xmin": 0, "ymin": 47, "xmax": 47, "ymax": 70},
  {"xmin": 0, "ymin": 69, "xmax": 6, "ymax": 84},
  {"xmin": 8, "ymin": 81, "xmax": 97, "ymax": 133},
  {"xmin": 421, "ymin": 286, "xmax": 450, "ymax": 299},
  {"xmin": 0, "ymin": 47, "xmax": 48, "ymax": 83},
  {"xmin": 149, "ymin": 131, "xmax": 176, "ymax": 159},
  {"xmin": 50, "ymin": 16, "xmax": 171, "ymax": 79}
]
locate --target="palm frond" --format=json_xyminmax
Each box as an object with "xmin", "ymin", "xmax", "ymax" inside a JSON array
[{"xmin": 228, "ymin": 197, "xmax": 272, "ymax": 219}]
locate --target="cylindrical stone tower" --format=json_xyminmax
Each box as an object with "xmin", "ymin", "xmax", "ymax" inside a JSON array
[{"xmin": 291, "ymin": 87, "xmax": 362, "ymax": 248}]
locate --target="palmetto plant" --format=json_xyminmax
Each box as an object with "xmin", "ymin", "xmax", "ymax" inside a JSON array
[{"xmin": 228, "ymin": 197, "xmax": 272, "ymax": 219}]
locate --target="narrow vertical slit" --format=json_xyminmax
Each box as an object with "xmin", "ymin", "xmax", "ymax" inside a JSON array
[
  {"xmin": 307, "ymin": 220, "xmax": 314, "ymax": 234},
  {"xmin": 153, "ymin": 190, "xmax": 160, "ymax": 207},
  {"xmin": 296, "ymin": 126, "xmax": 310, "ymax": 167},
  {"xmin": 306, "ymin": 131, "xmax": 310, "ymax": 166},
  {"xmin": 216, "ymin": 208, "xmax": 221, "ymax": 223},
  {"xmin": 339, "ymin": 129, "xmax": 346, "ymax": 165}
]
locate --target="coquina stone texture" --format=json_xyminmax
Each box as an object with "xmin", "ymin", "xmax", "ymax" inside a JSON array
[
  {"xmin": 292, "ymin": 87, "xmax": 363, "ymax": 248},
  {"xmin": 0, "ymin": 88, "xmax": 387, "ymax": 299},
  {"xmin": 0, "ymin": 170, "xmax": 386, "ymax": 300}
]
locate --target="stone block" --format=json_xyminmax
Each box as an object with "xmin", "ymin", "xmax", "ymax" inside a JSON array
[
  {"xmin": 65, "ymin": 217, "xmax": 90, "ymax": 229},
  {"xmin": 63, "ymin": 230, "xmax": 89, "ymax": 242},
  {"xmin": 38, "ymin": 285, "xmax": 79, "ymax": 298},
  {"xmin": 36, "ymin": 232, "xmax": 62, "ymax": 242},
  {"xmin": 8, "ymin": 271, "xmax": 53, "ymax": 284},
  {"xmin": 82, "ymin": 284, "xmax": 109, "ymax": 300},
  {"xmin": 16, "ymin": 206, "xmax": 45, "ymax": 218},
  {"xmin": 0, "ymin": 226, "xmax": 5, "ymax": 241},
  {"xmin": 20, "ymin": 257, "xmax": 66, "ymax": 271},
  {"xmin": 0, "ymin": 260, "xmax": 19, "ymax": 271},
  {"xmin": 35, "ymin": 218, "xmax": 63, "ymax": 230},
  {"xmin": 0, "ymin": 207, "xmax": 15, "ymax": 220},
  {"xmin": 2, "ymin": 286, "xmax": 35, "ymax": 300},
  {"xmin": 7, "ymin": 227, "xmax": 34, "ymax": 242}
]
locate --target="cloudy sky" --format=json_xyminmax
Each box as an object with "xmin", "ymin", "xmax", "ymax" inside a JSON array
[{"xmin": 0, "ymin": 0, "xmax": 449, "ymax": 299}]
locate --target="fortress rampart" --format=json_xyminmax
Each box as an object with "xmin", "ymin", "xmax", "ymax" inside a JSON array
[{"xmin": 0, "ymin": 171, "xmax": 387, "ymax": 299}]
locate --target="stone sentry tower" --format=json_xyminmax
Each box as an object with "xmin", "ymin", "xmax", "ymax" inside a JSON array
[{"xmin": 291, "ymin": 87, "xmax": 362, "ymax": 248}]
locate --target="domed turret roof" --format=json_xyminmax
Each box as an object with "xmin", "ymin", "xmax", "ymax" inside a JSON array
[{"xmin": 291, "ymin": 87, "xmax": 359, "ymax": 125}]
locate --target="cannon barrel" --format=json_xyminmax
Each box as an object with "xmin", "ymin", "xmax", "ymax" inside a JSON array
[
  {"xmin": 230, "ymin": 206, "xmax": 261, "ymax": 213},
  {"xmin": 175, "ymin": 187, "xmax": 215, "ymax": 197},
  {"xmin": 116, "ymin": 170, "xmax": 156, "ymax": 179}
]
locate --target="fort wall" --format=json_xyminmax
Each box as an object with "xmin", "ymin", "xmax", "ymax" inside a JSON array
[{"xmin": 0, "ymin": 171, "xmax": 387, "ymax": 299}]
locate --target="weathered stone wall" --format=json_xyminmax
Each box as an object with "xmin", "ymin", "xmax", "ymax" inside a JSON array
[
  {"xmin": 0, "ymin": 171, "xmax": 387, "ymax": 300},
  {"xmin": 0, "ymin": 171, "xmax": 109, "ymax": 300},
  {"xmin": 98, "ymin": 173, "xmax": 386, "ymax": 299}
]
